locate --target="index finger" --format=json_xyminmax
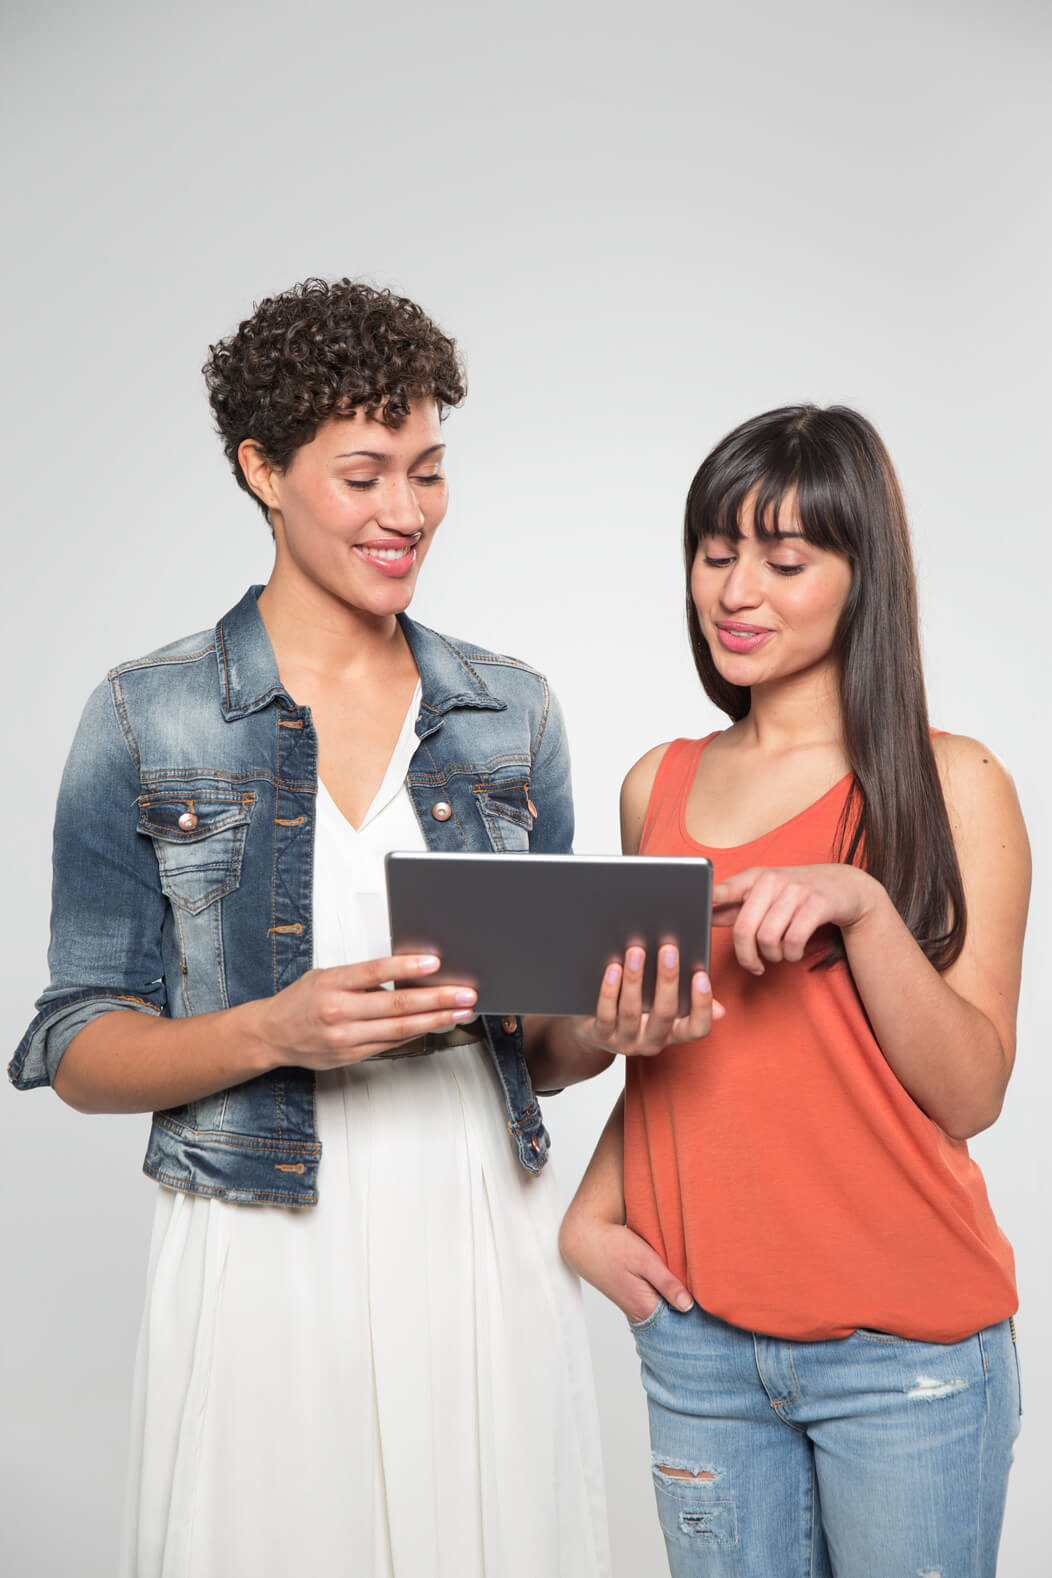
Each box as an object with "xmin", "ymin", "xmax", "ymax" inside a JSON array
[
  {"xmin": 712, "ymin": 869, "xmax": 762, "ymax": 908},
  {"xmin": 325, "ymin": 953, "xmax": 442, "ymax": 991}
]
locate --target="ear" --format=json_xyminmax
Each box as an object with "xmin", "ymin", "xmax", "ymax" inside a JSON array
[{"xmin": 238, "ymin": 439, "xmax": 283, "ymax": 512}]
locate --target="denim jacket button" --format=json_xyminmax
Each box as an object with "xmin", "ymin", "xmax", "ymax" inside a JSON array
[
  {"xmin": 431, "ymin": 800, "xmax": 452, "ymax": 821},
  {"xmin": 177, "ymin": 810, "xmax": 198, "ymax": 831},
  {"xmin": 531, "ymin": 1134, "xmax": 543, "ymax": 1154},
  {"xmin": 501, "ymin": 1015, "xmax": 518, "ymax": 1034}
]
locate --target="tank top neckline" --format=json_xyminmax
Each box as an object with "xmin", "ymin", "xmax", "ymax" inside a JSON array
[{"xmin": 675, "ymin": 732, "xmax": 854, "ymax": 856}]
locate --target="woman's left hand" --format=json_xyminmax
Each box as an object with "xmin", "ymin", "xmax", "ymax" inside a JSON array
[{"xmin": 713, "ymin": 863, "xmax": 880, "ymax": 975}]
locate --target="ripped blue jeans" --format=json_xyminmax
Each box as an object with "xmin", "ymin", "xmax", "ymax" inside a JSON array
[{"xmin": 631, "ymin": 1299, "xmax": 1021, "ymax": 1578}]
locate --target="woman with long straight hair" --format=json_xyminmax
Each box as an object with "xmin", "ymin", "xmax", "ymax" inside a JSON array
[{"xmin": 559, "ymin": 405, "xmax": 1028, "ymax": 1577}]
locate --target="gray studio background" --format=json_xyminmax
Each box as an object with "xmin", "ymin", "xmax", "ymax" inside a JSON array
[{"xmin": 2, "ymin": 1, "xmax": 1049, "ymax": 1572}]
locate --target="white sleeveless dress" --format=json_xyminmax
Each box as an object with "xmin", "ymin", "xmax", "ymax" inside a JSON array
[{"xmin": 120, "ymin": 689, "xmax": 610, "ymax": 1578}]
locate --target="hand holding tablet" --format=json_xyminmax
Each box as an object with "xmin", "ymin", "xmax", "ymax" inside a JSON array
[{"xmin": 573, "ymin": 937, "xmax": 723, "ymax": 1059}]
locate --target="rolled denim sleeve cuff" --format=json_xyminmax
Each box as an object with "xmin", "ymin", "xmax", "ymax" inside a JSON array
[{"xmin": 8, "ymin": 989, "xmax": 165, "ymax": 1090}]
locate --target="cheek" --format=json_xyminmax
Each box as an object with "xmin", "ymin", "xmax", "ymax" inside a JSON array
[
  {"xmin": 424, "ymin": 485, "xmax": 449, "ymax": 526},
  {"xmin": 788, "ymin": 577, "xmax": 850, "ymax": 640}
]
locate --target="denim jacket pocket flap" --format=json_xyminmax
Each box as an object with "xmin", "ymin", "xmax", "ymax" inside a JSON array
[
  {"xmin": 137, "ymin": 791, "xmax": 255, "ymax": 914},
  {"xmin": 472, "ymin": 778, "xmax": 535, "ymax": 852},
  {"xmin": 472, "ymin": 779, "xmax": 535, "ymax": 830}
]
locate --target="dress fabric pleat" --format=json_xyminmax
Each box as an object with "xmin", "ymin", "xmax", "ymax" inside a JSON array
[{"xmin": 120, "ymin": 688, "xmax": 610, "ymax": 1577}]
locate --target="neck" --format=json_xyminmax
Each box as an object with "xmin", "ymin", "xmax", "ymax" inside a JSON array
[
  {"xmin": 256, "ymin": 563, "xmax": 406, "ymax": 679},
  {"xmin": 736, "ymin": 660, "xmax": 845, "ymax": 752}
]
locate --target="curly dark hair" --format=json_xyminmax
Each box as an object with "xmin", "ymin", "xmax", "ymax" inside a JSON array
[{"xmin": 203, "ymin": 278, "xmax": 467, "ymax": 516}]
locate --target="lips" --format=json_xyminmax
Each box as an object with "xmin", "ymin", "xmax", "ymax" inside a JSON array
[
  {"xmin": 353, "ymin": 536, "xmax": 420, "ymax": 578},
  {"xmin": 714, "ymin": 621, "xmax": 773, "ymax": 654}
]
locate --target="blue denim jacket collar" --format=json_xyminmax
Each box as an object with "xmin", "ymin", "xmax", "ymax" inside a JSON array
[{"xmin": 216, "ymin": 586, "xmax": 508, "ymax": 731}]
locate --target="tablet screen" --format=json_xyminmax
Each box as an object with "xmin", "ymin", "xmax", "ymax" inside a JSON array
[{"xmin": 385, "ymin": 851, "xmax": 712, "ymax": 1016}]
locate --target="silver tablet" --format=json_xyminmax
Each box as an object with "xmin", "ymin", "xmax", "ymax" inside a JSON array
[{"xmin": 385, "ymin": 851, "xmax": 712, "ymax": 1016}]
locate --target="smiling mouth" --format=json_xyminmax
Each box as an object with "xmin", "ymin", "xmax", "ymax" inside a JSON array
[
  {"xmin": 714, "ymin": 621, "xmax": 773, "ymax": 652},
  {"xmin": 358, "ymin": 544, "xmax": 414, "ymax": 562},
  {"xmin": 353, "ymin": 536, "xmax": 421, "ymax": 575}
]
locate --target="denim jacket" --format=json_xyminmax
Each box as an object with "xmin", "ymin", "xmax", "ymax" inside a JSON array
[{"xmin": 9, "ymin": 587, "xmax": 573, "ymax": 1205}]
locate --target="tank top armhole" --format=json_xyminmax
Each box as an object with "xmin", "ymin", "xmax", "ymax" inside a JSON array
[{"xmin": 638, "ymin": 735, "xmax": 715, "ymax": 853}]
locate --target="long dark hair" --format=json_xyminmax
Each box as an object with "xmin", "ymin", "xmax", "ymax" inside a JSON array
[{"xmin": 684, "ymin": 404, "xmax": 965, "ymax": 971}]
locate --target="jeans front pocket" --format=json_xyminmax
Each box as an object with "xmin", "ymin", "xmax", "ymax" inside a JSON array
[
  {"xmin": 138, "ymin": 790, "xmax": 256, "ymax": 914},
  {"xmin": 629, "ymin": 1294, "xmax": 669, "ymax": 1335}
]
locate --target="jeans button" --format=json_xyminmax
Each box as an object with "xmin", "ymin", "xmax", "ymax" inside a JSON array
[
  {"xmin": 501, "ymin": 1015, "xmax": 518, "ymax": 1034},
  {"xmin": 431, "ymin": 800, "xmax": 452, "ymax": 821},
  {"xmin": 177, "ymin": 810, "xmax": 198, "ymax": 831}
]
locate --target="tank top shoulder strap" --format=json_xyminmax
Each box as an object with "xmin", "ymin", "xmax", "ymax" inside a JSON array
[{"xmin": 638, "ymin": 735, "xmax": 715, "ymax": 854}]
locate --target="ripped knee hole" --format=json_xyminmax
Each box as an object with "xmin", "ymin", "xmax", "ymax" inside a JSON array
[{"xmin": 657, "ymin": 1465, "xmax": 718, "ymax": 1481}]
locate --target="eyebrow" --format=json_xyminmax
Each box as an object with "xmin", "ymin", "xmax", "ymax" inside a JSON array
[{"xmin": 334, "ymin": 444, "xmax": 446, "ymax": 464}]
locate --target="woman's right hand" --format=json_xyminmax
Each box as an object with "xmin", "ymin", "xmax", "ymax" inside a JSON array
[
  {"xmin": 244, "ymin": 953, "xmax": 478, "ymax": 1071},
  {"xmin": 571, "ymin": 944, "xmax": 724, "ymax": 1059},
  {"xmin": 559, "ymin": 1212, "xmax": 694, "ymax": 1324}
]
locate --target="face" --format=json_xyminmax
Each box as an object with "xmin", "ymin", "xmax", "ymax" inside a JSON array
[
  {"xmin": 690, "ymin": 493, "xmax": 853, "ymax": 694},
  {"xmin": 244, "ymin": 400, "xmax": 448, "ymax": 618}
]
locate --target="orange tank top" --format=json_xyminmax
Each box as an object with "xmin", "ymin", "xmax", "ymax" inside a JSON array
[{"xmin": 624, "ymin": 735, "xmax": 1016, "ymax": 1343}]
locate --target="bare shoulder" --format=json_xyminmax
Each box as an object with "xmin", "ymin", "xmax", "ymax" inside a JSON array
[
  {"xmin": 932, "ymin": 735, "xmax": 1030, "ymax": 1041},
  {"xmin": 932, "ymin": 733, "xmax": 1024, "ymax": 830},
  {"xmin": 619, "ymin": 742, "xmax": 675, "ymax": 855},
  {"xmin": 932, "ymin": 733, "xmax": 1030, "ymax": 908}
]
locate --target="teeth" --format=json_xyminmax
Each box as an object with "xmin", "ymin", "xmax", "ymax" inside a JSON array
[{"xmin": 361, "ymin": 545, "xmax": 413, "ymax": 561}]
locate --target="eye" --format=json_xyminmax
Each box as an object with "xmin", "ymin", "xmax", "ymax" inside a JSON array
[
  {"xmin": 701, "ymin": 553, "xmax": 735, "ymax": 569},
  {"xmin": 411, "ymin": 472, "xmax": 445, "ymax": 486},
  {"xmin": 345, "ymin": 479, "xmax": 380, "ymax": 491},
  {"xmin": 768, "ymin": 562, "xmax": 805, "ymax": 576}
]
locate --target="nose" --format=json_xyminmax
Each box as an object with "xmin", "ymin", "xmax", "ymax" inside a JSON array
[
  {"xmin": 376, "ymin": 476, "xmax": 425, "ymax": 534},
  {"xmin": 720, "ymin": 556, "xmax": 763, "ymax": 611}
]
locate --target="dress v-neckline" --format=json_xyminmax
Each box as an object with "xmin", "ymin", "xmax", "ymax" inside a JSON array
[{"xmin": 317, "ymin": 681, "xmax": 422, "ymax": 835}]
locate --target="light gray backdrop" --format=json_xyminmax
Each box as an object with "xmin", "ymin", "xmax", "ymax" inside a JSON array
[{"xmin": 2, "ymin": 1, "xmax": 1048, "ymax": 1572}]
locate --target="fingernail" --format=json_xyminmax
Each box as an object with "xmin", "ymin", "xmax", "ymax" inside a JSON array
[
  {"xmin": 605, "ymin": 963, "xmax": 621, "ymax": 985},
  {"xmin": 675, "ymin": 1292, "xmax": 694, "ymax": 1312},
  {"xmin": 627, "ymin": 947, "xmax": 644, "ymax": 971},
  {"xmin": 661, "ymin": 946, "xmax": 678, "ymax": 969},
  {"xmin": 452, "ymin": 1009, "xmax": 474, "ymax": 1022},
  {"xmin": 694, "ymin": 971, "xmax": 710, "ymax": 993},
  {"xmin": 455, "ymin": 990, "xmax": 477, "ymax": 1005},
  {"xmin": 417, "ymin": 955, "xmax": 440, "ymax": 970}
]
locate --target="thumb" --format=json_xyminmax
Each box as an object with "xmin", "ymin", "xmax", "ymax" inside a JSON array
[
  {"xmin": 636, "ymin": 1245, "xmax": 694, "ymax": 1312},
  {"xmin": 655, "ymin": 1268, "xmax": 694, "ymax": 1313}
]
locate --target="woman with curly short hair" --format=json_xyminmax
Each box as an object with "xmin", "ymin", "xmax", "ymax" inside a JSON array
[{"xmin": 10, "ymin": 278, "xmax": 611, "ymax": 1577}]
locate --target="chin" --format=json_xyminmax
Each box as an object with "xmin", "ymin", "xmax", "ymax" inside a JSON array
[{"xmin": 357, "ymin": 578, "xmax": 419, "ymax": 617}]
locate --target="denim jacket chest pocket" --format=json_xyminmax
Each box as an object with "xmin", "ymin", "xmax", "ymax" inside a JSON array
[
  {"xmin": 137, "ymin": 789, "xmax": 256, "ymax": 914},
  {"xmin": 472, "ymin": 777, "xmax": 536, "ymax": 851}
]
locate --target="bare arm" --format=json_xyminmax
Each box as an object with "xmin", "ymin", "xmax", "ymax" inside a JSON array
[
  {"xmin": 847, "ymin": 735, "xmax": 1028, "ymax": 1136},
  {"xmin": 559, "ymin": 1091, "xmax": 693, "ymax": 1320},
  {"xmin": 714, "ymin": 735, "xmax": 1030, "ymax": 1139},
  {"xmin": 53, "ymin": 955, "xmax": 478, "ymax": 1114}
]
